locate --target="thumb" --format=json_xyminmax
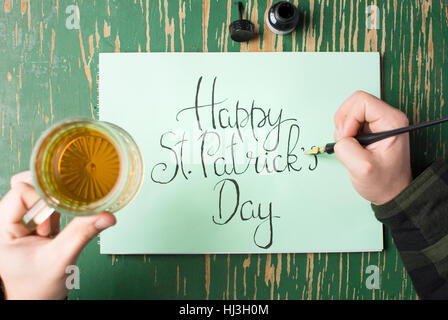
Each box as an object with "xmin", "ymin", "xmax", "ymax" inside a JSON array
[
  {"xmin": 334, "ymin": 137, "xmax": 374, "ymax": 178},
  {"xmin": 50, "ymin": 211, "xmax": 116, "ymax": 263}
]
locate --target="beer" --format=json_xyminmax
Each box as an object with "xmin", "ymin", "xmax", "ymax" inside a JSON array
[
  {"xmin": 38, "ymin": 126, "xmax": 121, "ymax": 206},
  {"xmin": 24, "ymin": 119, "xmax": 144, "ymax": 228}
]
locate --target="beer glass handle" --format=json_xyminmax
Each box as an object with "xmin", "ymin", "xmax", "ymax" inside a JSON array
[{"xmin": 22, "ymin": 198, "xmax": 56, "ymax": 230}]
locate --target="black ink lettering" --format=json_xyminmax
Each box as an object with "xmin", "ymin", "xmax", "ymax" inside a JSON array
[
  {"xmin": 285, "ymin": 123, "xmax": 302, "ymax": 172},
  {"xmin": 195, "ymin": 76, "xmax": 203, "ymax": 130},
  {"xmin": 150, "ymin": 76, "xmax": 318, "ymax": 250},
  {"xmin": 150, "ymin": 131, "xmax": 179, "ymax": 184},
  {"xmin": 199, "ymin": 130, "xmax": 221, "ymax": 178},
  {"xmin": 211, "ymin": 77, "xmax": 217, "ymax": 129},
  {"xmin": 253, "ymin": 203, "xmax": 280, "ymax": 249},
  {"xmin": 308, "ymin": 146, "xmax": 318, "ymax": 171},
  {"xmin": 212, "ymin": 178, "xmax": 239, "ymax": 225},
  {"xmin": 177, "ymin": 132, "xmax": 189, "ymax": 180}
]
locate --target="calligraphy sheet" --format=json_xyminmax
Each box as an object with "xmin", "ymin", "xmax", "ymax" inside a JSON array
[{"xmin": 99, "ymin": 52, "xmax": 383, "ymax": 254}]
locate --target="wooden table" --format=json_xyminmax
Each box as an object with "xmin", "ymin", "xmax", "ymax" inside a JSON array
[{"xmin": 1, "ymin": 0, "xmax": 446, "ymax": 299}]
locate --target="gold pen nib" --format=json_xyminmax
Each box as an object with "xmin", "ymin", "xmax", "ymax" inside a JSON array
[{"xmin": 305, "ymin": 146, "xmax": 325, "ymax": 155}]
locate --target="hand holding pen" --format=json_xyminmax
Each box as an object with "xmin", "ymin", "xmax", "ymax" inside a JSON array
[{"xmin": 316, "ymin": 91, "xmax": 413, "ymax": 205}]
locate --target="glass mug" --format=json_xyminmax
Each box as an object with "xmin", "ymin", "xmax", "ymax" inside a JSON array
[{"xmin": 22, "ymin": 119, "xmax": 144, "ymax": 229}]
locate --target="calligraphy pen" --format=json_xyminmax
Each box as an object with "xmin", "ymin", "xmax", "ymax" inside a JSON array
[{"xmin": 305, "ymin": 117, "xmax": 448, "ymax": 155}]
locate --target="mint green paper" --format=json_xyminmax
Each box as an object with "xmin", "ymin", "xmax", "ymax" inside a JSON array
[{"xmin": 99, "ymin": 52, "xmax": 383, "ymax": 254}]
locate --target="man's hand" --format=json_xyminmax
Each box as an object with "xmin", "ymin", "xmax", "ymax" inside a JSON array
[
  {"xmin": 334, "ymin": 91, "xmax": 413, "ymax": 205},
  {"xmin": 0, "ymin": 171, "xmax": 116, "ymax": 299}
]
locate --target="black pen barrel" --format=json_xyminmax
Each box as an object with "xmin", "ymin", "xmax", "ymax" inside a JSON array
[
  {"xmin": 355, "ymin": 116, "xmax": 448, "ymax": 147},
  {"xmin": 324, "ymin": 116, "xmax": 448, "ymax": 154}
]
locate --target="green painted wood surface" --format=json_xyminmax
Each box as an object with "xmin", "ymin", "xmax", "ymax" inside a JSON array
[{"xmin": 1, "ymin": 0, "xmax": 446, "ymax": 299}]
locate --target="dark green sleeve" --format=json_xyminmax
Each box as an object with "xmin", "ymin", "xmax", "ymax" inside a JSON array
[{"xmin": 372, "ymin": 160, "xmax": 448, "ymax": 299}]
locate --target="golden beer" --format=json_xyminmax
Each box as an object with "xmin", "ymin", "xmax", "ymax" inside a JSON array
[{"xmin": 24, "ymin": 119, "xmax": 144, "ymax": 228}]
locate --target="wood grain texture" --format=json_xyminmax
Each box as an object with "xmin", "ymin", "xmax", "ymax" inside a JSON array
[{"xmin": 1, "ymin": 0, "xmax": 446, "ymax": 299}]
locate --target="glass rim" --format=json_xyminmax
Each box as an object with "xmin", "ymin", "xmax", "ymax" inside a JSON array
[{"xmin": 30, "ymin": 118, "xmax": 141, "ymax": 216}]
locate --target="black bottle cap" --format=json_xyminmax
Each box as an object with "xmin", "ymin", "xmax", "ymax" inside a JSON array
[
  {"xmin": 266, "ymin": 1, "xmax": 299, "ymax": 35},
  {"xmin": 229, "ymin": 2, "xmax": 255, "ymax": 42}
]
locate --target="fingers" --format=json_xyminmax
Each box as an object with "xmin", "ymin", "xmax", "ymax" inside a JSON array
[
  {"xmin": 36, "ymin": 217, "xmax": 51, "ymax": 237},
  {"xmin": 334, "ymin": 137, "xmax": 374, "ymax": 178},
  {"xmin": 36, "ymin": 212, "xmax": 61, "ymax": 237},
  {"xmin": 0, "ymin": 182, "xmax": 40, "ymax": 224},
  {"xmin": 0, "ymin": 182, "xmax": 40, "ymax": 239},
  {"xmin": 3, "ymin": 172, "xmax": 60, "ymax": 239},
  {"xmin": 334, "ymin": 91, "xmax": 380, "ymax": 133},
  {"xmin": 10, "ymin": 171, "xmax": 33, "ymax": 188},
  {"xmin": 334, "ymin": 91, "xmax": 409, "ymax": 138},
  {"xmin": 49, "ymin": 211, "xmax": 116, "ymax": 264}
]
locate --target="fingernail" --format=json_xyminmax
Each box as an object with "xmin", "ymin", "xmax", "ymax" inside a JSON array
[
  {"xmin": 37, "ymin": 220, "xmax": 50, "ymax": 237},
  {"xmin": 94, "ymin": 217, "xmax": 114, "ymax": 230}
]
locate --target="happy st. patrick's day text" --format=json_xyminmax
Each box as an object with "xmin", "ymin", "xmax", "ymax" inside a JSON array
[{"xmin": 150, "ymin": 77, "xmax": 318, "ymax": 249}]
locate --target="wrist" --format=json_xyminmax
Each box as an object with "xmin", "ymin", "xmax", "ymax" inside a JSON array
[
  {"xmin": 371, "ymin": 161, "xmax": 447, "ymax": 217},
  {"xmin": 372, "ymin": 175, "xmax": 413, "ymax": 206}
]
